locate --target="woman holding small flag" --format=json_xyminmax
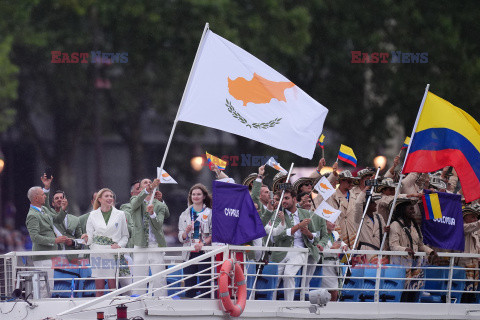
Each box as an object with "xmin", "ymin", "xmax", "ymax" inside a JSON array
[{"xmin": 178, "ymin": 183, "xmax": 212, "ymax": 298}]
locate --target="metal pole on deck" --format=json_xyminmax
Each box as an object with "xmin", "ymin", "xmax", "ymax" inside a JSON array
[
  {"xmin": 149, "ymin": 23, "xmax": 211, "ymax": 205},
  {"xmin": 339, "ymin": 167, "xmax": 380, "ymax": 293},
  {"xmin": 248, "ymin": 163, "xmax": 295, "ymax": 300}
]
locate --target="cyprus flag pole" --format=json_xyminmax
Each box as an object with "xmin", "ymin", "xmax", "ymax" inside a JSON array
[{"xmin": 149, "ymin": 22, "xmax": 210, "ymax": 205}]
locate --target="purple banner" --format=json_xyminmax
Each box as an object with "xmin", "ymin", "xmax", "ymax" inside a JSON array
[
  {"xmin": 212, "ymin": 180, "xmax": 266, "ymax": 245},
  {"xmin": 421, "ymin": 190, "xmax": 464, "ymax": 251}
]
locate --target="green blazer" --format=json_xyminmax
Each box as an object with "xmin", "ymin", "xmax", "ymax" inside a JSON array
[
  {"xmin": 270, "ymin": 207, "xmax": 327, "ymax": 263},
  {"xmin": 53, "ymin": 214, "xmax": 82, "ymax": 239},
  {"xmin": 250, "ymin": 180, "xmax": 274, "ymax": 226},
  {"xmin": 126, "ymin": 190, "xmax": 170, "ymax": 248},
  {"xmin": 25, "ymin": 203, "xmax": 67, "ymax": 261},
  {"xmin": 118, "ymin": 203, "xmax": 136, "ymax": 248},
  {"xmin": 78, "ymin": 212, "xmax": 90, "ymax": 235}
]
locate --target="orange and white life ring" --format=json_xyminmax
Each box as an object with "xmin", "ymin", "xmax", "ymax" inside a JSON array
[{"xmin": 218, "ymin": 259, "xmax": 246, "ymax": 317}]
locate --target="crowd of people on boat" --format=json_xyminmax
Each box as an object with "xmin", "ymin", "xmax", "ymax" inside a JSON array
[{"xmin": 22, "ymin": 155, "xmax": 480, "ymax": 302}]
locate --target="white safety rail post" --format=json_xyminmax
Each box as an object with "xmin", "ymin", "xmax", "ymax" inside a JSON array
[
  {"xmin": 11, "ymin": 252, "xmax": 17, "ymax": 296},
  {"xmin": 374, "ymin": 252, "xmax": 383, "ymax": 302},
  {"xmin": 446, "ymin": 256, "xmax": 455, "ymax": 304},
  {"xmin": 210, "ymin": 252, "xmax": 216, "ymax": 299},
  {"xmin": 300, "ymin": 251, "xmax": 308, "ymax": 301},
  {"xmin": 1, "ymin": 253, "xmax": 14, "ymax": 296}
]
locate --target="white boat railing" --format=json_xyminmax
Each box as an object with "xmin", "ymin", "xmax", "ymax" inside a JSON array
[{"xmin": 1, "ymin": 245, "xmax": 480, "ymax": 311}]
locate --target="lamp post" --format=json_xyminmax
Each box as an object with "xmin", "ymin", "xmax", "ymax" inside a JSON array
[
  {"xmin": 373, "ymin": 155, "xmax": 387, "ymax": 171},
  {"xmin": 190, "ymin": 156, "xmax": 204, "ymax": 171},
  {"xmin": 0, "ymin": 148, "xmax": 4, "ymax": 226}
]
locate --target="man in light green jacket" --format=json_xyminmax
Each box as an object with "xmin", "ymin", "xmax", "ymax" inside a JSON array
[
  {"xmin": 125, "ymin": 178, "xmax": 170, "ymax": 297},
  {"xmin": 25, "ymin": 176, "xmax": 69, "ymax": 298},
  {"xmin": 269, "ymin": 189, "xmax": 328, "ymax": 301}
]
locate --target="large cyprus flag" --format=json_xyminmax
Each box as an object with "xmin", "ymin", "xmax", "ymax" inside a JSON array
[{"xmin": 177, "ymin": 27, "xmax": 328, "ymax": 159}]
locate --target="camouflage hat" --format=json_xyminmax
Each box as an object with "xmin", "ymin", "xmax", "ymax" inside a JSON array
[
  {"xmin": 463, "ymin": 206, "xmax": 480, "ymax": 218},
  {"xmin": 376, "ymin": 178, "xmax": 399, "ymax": 193},
  {"xmin": 357, "ymin": 168, "xmax": 376, "ymax": 179},
  {"xmin": 388, "ymin": 197, "xmax": 416, "ymax": 213},
  {"xmin": 338, "ymin": 170, "xmax": 353, "ymax": 181},
  {"xmin": 242, "ymin": 173, "xmax": 258, "ymax": 187},
  {"xmin": 429, "ymin": 174, "xmax": 447, "ymax": 190}
]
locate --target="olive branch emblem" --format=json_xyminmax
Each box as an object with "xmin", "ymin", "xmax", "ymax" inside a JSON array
[{"xmin": 225, "ymin": 99, "xmax": 282, "ymax": 129}]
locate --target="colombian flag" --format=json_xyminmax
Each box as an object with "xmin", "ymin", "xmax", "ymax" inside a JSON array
[
  {"xmin": 317, "ymin": 134, "xmax": 325, "ymax": 149},
  {"xmin": 401, "ymin": 136, "xmax": 410, "ymax": 149},
  {"xmin": 422, "ymin": 192, "xmax": 443, "ymax": 220},
  {"xmin": 338, "ymin": 144, "xmax": 357, "ymax": 167},
  {"xmin": 403, "ymin": 92, "xmax": 480, "ymax": 203},
  {"xmin": 206, "ymin": 151, "xmax": 227, "ymax": 170}
]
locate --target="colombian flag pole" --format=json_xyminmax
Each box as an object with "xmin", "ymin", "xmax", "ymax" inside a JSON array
[
  {"xmin": 379, "ymin": 84, "xmax": 431, "ymax": 251},
  {"xmin": 397, "ymin": 136, "xmax": 410, "ymax": 157}
]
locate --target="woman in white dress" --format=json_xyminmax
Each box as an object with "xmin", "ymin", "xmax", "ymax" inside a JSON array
[{"xmin": 85, "ymin": 188, "xmax": 129, "ymax": 296}]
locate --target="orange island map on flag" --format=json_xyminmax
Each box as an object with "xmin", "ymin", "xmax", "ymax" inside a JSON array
[
  {"xmin": 177, "ymin": 26, "xmax": 329, "ymax": 159},
  {"xmin": 228, "ymin": 73, "xmax": 295, "ymax": 106}
]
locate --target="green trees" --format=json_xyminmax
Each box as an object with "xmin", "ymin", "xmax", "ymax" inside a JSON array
[{"xmin": 2, "ymin": 0, "xmax": 479, "ymax": 210}]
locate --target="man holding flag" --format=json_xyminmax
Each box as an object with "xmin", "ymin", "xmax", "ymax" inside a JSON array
[
  {"xmin": 128, "ymin": 178, "xmax": 170, "ymax": 297},
  {"xmin": 269, "ymin": 189, "xmax": 328, "ymax": 301}
]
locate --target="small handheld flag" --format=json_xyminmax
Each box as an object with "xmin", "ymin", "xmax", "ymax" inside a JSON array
[
  {"xmin": 206, "ymin": 151, "xmax": 227, "ymax": 170},
  {"xmin": 265, "ymin": 157, "xmax": 288, "ymax": 174},
  {"xmin": 196, "ymin": 212, "xmax": 210, "ymax": 223},
  {"xmin": 338, "ymin": 144, "xmax": 357, "ymax": 167},
  {"xmin": 317, "ymin": 134, "xmax": 325, "ymax": 149},
  {"xmin": 401, "ymin": 137, "xmax": 411, "ymax": 150},
  {"xmin": 314, "ymin": 201, "xmax": 341, "ymax": 223},
  {"xmin": 157, "ymin": 168, "xmax": 178, "ymax": 184},
  {"xmin": 314, "ymin": 176, "xmax": 335, "ymax": 201}
]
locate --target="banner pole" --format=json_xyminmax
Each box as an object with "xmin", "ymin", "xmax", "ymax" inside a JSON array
[
  {"xmin": 248, "ymin": 162, "xmax": 294, "ymax": 300},
  {"xmin": 149, "ymin": 23, "xmax": 210, "ymax": 204},
  {"xmin": 338, "ymin": 167, "xmax": 381, "ymax": 292}
]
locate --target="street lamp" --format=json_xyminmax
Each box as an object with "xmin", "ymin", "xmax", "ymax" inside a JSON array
[
  {"xmin": 373, "ymin": 155, "xmax": 387, "ymax": 170},
  {"xmin": 0, "ymin": 148, "xmax": 4, "ymax": 174},
  {"xmin": 190, "ymin": 156, "xmax": 204, "ymax": 171}
]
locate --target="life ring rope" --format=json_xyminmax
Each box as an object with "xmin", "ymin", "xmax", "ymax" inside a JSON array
[{"xmin": 218, "ymin": 259, "xmax": 247, "ymax": 317}]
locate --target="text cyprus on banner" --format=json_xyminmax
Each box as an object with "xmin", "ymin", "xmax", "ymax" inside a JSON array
[{"xmin": 211, "ymin": 180, "xmax": 266, "ymax": 245}]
